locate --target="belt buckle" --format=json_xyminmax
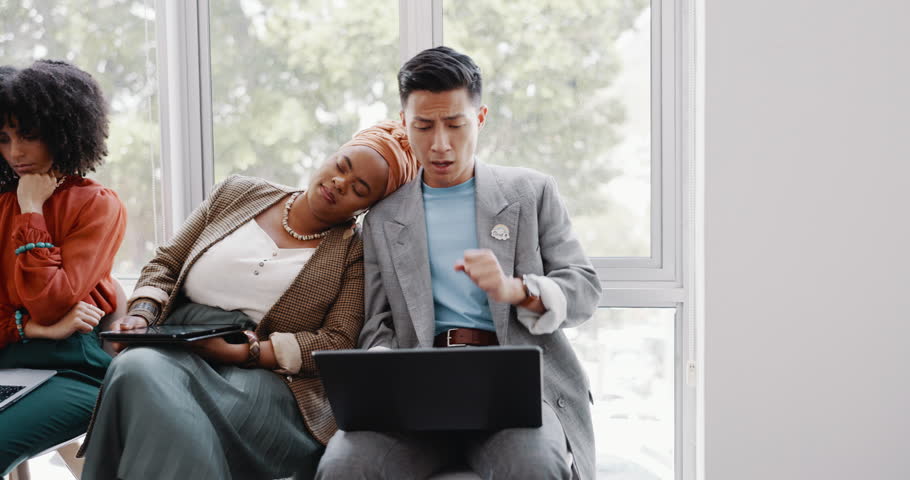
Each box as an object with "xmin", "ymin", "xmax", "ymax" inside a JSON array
[{"xmin": 446, "ymin": 328, "xmax": 467, "ymax": 347}]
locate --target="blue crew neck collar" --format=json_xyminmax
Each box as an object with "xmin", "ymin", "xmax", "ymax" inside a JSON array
[{"xmin": 422, "ymin": 177, "xmax": 476, "ymax": 194}]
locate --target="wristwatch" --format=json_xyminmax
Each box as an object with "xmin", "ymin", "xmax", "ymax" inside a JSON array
[
  {"xmin": 517, "ymin": 274, "xmax": 541, "ymax": 309},
  {"xmin": 242, "ymin": 330, "xmax": 260, "ymax": 367}
]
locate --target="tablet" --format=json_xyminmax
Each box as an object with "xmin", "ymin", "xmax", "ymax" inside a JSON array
[{"xmin": 99, "ymin": 324, "xmax": 246, "ymax": 344}]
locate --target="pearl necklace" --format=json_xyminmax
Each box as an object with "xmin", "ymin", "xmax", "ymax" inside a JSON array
[{"xmin": 282, "ymin": 191, "xmax": 330, "ymax": 241}]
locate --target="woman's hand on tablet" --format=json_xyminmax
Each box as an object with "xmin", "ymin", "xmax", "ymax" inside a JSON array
[
  {"xmin": 108, "ymin": 315, "xmax": 149, "ymax": 352},
  {"xmin": 112, "ymin": 315, "xmax": 149, "ymax": 331}
]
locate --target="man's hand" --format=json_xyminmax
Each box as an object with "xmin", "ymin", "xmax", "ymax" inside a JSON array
[
  {"xmin": 24, "ymin": 301, "xmax": 104, "ymax": 340},
  {"xmin": 189, "ymin": 337, "xmax": 249, "ymax": 365},
  {"xmin": 455, "ymin": 249, "xmax": 526, "ymax": 305},
  {"xmin": 107, "ymin": 315, "xmax": 150, "ymax": 353},
  {"xmin": 17, "ymin": 173, "xmax": 57, "ymax": 214}
]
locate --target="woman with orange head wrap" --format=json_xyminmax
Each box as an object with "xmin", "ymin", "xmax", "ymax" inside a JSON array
[
  {"xmin": 343, "ymin": 120, "xmax": 418, "ymax": 198},
  {"xmin": 81, "ymin": 122, "xmax": 417, "ymax": 480}
]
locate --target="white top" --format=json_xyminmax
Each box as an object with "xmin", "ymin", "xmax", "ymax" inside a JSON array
[{"xmin": 183, "ymin": 219, "xmax": 316, "ymax": 324}]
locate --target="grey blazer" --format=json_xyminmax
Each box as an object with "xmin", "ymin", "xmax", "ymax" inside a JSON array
[{"xmin": 360, "ymin": 161, "xmax": 602, "ymax": 480}]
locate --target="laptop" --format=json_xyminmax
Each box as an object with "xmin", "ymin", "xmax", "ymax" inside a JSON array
[
  {"xmin": 313, "ymin": 346, "xmax": 542, "ymax": 431},
  {"xmin": 99, "ymin": 324, "xmax": 246, "ymax": 344},
  {"xmin": 0, "ymin": 368, "xmax": 56, "ymax": 412}
]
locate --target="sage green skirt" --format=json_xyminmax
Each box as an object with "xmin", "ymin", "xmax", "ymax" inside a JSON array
[{"xmin": 80, "ymin": 346, "xmax": 323, "ymax": 480}]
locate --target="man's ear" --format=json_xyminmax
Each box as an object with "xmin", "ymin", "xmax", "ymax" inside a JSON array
[
  {"xmin": 477, "ymin": 104, "xmax": 489, "ymax": 130},
  {"xmin": 400, "ymin": 110, "xmax": 407, "ymax": 127}
]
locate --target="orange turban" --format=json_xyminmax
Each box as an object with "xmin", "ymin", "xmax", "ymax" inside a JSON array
[{"xmin": 342, "ymin": 120, "xmax": 418, "ymax": 197}]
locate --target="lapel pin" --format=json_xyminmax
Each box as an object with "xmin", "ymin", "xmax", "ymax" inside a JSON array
[{"xmin": 491, "ymin": 224, "xmax": 510, "ymax": 241}]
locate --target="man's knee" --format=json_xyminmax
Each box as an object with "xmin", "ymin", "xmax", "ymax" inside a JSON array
[
  {"xmin": 317, "ymin": 430, "xmax": 447, "ymax": 480},
  {"xmin": 315, "ymin": 452, "xmax": 371, "ymax": 479},
  {"xmin": 486, "ymin": 449, "xmax": 572, "ymax": 480},
  {"xmin": 472, "ymin": 423, "xmax": 572, "ymax": 480},
  {"xmin": 316, "ymin": 431, "xmax": 380, "ymax": 479}
]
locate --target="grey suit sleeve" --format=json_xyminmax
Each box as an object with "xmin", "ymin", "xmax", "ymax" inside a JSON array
[
  {"xmin": 537, "ymin": 176, "xmax": 602, "ymax": 328},
  {"xmin": 358, "ymin": 215, "xmax": 399, "ymax": 349}
]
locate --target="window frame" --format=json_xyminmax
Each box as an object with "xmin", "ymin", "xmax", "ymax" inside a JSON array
[
  {"xmin": 155, "ymin": 0, "xmax": 215, "ymax": 234},
  {"xmin": 160, "ymin": 0, "xmax": 684, "ymax": 288},
  {"xmin": 151, "ymin": 1, "xmax": 702, "ymax": 479}
]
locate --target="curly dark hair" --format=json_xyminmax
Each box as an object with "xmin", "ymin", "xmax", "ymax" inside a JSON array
[{"xmin": 0, "ymin": 60, "xmax": 110, "ymax": 187}]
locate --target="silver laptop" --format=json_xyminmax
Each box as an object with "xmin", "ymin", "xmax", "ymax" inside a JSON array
[{"xmin": 0, "ymin": 369, "xmax": 56, "ymax": 411}]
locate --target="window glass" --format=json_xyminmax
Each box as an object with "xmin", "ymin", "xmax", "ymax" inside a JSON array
[
  {"xmin": 0, "ymin": 0, "xmax": 164, "ymax": 277},
  {"xmin": 444, "ymin": 1, "xmax": 653, "ymax": 257},
  {"xmin": 210, "ymin": 0, "xmax": 400, "ymax": 188},
  {"xmin": 568, "ymin": 307, "xmax": 675, "ymax": 479}
]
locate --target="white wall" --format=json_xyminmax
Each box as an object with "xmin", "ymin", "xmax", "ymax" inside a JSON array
[{"xmin": 705, "ymin": 1, "xmax": 910, "ymax": 479}]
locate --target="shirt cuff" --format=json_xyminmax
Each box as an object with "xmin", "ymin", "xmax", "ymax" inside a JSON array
[
  {"xmin": 128, "ymin": 286, "xmax": 169, "ymax": 306},
  {"xmin": 516, "ymin": 275, "xmax": 568, "ymax": 335},
  {"xmin": 12, "ymin": 213, "xmax": 52, "ymax": 245},
  {"xmin": 270, "ymin": 332, "xmax": 303, "ymax": 375},
  {"xmin": 127, "ymin": 286, "xmax": 170, "ymax": 323}
]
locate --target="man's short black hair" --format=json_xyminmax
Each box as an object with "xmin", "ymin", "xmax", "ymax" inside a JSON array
[
  {"xmin": 398, "ymin": 46, "xmax": 482, "ymax": 107},
  {"xmin": 0, "ymin": 60, "xmax": 110, "ymax": 187}
]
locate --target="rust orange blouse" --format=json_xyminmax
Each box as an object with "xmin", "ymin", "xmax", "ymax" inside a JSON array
[{"xmin": 0, "ymin": 177, "xmax": 127, "ymax": 349}]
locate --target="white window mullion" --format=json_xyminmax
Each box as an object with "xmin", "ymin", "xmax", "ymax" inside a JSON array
[
  {"xmin": 662, "ymin": 0, "xmax": 681, "ymax": 285},
  {"xmin": 680, "ymin": 0, "xmax": 703, "ymax": 478},
  {"xmin": 677, "ymin": 303, "xmax": 693, "ymax": 480},
  {"xmin": 652, "ymin": 0, "xmax": 667, "ymax": 273},
  {"xmin": 197, "ymin": 0, "xmax": 215, "ymax": 199},
  {"xmin": 155, "ymin": 0, "xmax": 210, "ymax": 234},
  {"xmin": 431, "ymin": 0, "xmax": 443, "ymax": 47},
  {"xmin": 399, "ymin": 0, "xmax": 443, "ymax": 64},
  {"xmin": 689, "ymin": 0, "xmax": 706, "ymax": 478}
]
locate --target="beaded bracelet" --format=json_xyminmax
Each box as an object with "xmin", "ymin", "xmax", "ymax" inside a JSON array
[
  {"xmin": 14, "ymin": 242, "xmax": 55, "ymax": 255},
  {"xmin": 14, "ymin": 309, "xmax": 28, "ymax": 343}
]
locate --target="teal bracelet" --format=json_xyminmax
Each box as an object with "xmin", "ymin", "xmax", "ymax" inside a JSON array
[
  {"xmin": 14, "ymin": 242, "xmax": 54, "ymax": 255},
  {"xmin": 14, "ymin": 309, "xmax": 28, "ymax": 343}
]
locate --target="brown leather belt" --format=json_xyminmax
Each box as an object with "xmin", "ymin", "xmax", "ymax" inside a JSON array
[{"xmin": 433, "ymin": 328, "xmax": 499, "ymax": 348}]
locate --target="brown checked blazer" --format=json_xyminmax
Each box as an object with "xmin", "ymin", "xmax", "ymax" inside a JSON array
[{"xmin": 79, "ymin": 175, "xmax": 363, "ymax": 455}]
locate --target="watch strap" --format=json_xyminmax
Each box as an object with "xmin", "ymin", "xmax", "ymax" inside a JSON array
[{"xmin": 242, "ymin": 330, "xmax": 260, "ymax": 367}]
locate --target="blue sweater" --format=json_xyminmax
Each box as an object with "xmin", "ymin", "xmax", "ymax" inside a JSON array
[{"xmin": 422, "ymin": 178, "xmax": 496, "ymax": 336}]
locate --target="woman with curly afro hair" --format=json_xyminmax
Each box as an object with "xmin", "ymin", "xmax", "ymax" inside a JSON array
[{"xmin": 0, "ymin": 60, "xmax": 126, "ymax": 476}]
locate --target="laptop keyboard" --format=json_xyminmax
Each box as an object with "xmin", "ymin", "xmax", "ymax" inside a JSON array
[{"xmin": 0, "ymin": 385, "xmax": 26, "ymax": 402}]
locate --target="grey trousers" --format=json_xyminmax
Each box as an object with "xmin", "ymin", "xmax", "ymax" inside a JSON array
[
  {"xmin": 315, "ymin": 401, "xmax": 572, "ymax": 480},
  {"xmin": 81, "ymin": 346, "xmax": 323, "ymax": 480}
]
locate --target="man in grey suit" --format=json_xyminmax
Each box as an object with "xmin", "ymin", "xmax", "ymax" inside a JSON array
[{"xmin": 316, "ymin": 46, "xmax": 602, "ymax": 480}]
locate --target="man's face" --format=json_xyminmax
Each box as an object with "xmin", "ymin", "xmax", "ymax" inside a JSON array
[{"xmin": 400, "ymin": 88, "xmax": 487, "ymax": 188}]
